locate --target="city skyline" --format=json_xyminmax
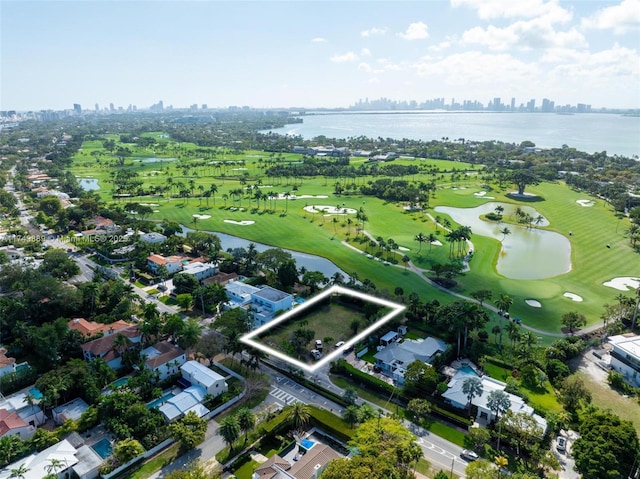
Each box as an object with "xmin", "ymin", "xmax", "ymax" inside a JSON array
[{"xmin": 1, "ymin": 0, "xmax": 639, "ymax": 111}]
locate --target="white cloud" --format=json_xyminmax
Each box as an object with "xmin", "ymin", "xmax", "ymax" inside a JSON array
[
  {"xmin": 429, "ymin": 40, "xmax": 452, "ymax": 52},
  {"xmin": 377, "ymin": 58, "xmax": 403, "ymax": 71},
  {"xmin": 461, "ymin": 18, "xmax": 587, "ymax": 51},
  {"xmin": 398, "ymin": 22, "xmax": 430, "ymax": 40},
  {"xmin": 358, "ymin": 62, "xmax": 373, "ymax": 72},
  {"xmin": 361, "ymin": 48, "xmax": 372, "ymax": 57},
  {"xmin": 581, "ymin": 0, "xmax": 640, "ymax": 34},
  {"xmin": 413, "ymin": 51, "xmax": 539, "ymax": 88},
  {"xmin": 368, "ymin": 77, "xmax": 380, "ymax": 84},
  {"xmin": 451, "ymin": 0, "xmax": 572, "ymax": 21},
  {"xmin": 330, "ymin": 51, "xmax": 359, "ymax": 63},
  {"xmin": 361, "ymin": 27, "xmax": 388, "ymax": 37},
  {"xmin": 311, "ymin": 37, "xmax": 328, "ymax": 43}
]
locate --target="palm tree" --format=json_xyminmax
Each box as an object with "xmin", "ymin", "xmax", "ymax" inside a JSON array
[
  {"xmin": 286, "ymin": 402, "xmax": 311, "ymax": 435},
  {"xmin": 492, "ymin": 325, "xmax": 501, "ymax": 344},
  {"xmin": 414, "ymin": 232, "xmax": 427, "ymax": 253},
  {"xmin": 46, "ymin": 458, "xmax": 65, "ymax": 476},
  {"xmin": 235, "ymin": 408, "xmax": 256, "ymax": 444},
  {"xmin": 342, "ymin": 405, "xmax": 360, "ymax": 428},
  {"xmin": 505, "ymin": 322, "xmax": 521, "ymax": 362},
  {"xmin": 462, "ymin": 377, "xmax": 483, "ymax": 416},
  {"xmin": 427, "ymin": 232, "xmax": 437, "ymax": 254},
  {"xmin": 283, "ymin": 191, "xmax": 291, "ymax": 212},
  {"xmin": 9, "ymin": 465, "xmax": 29, "ymax": 479},
  {"xmin": 631, "ymin": 286, "xmax": 640, "ymax": 331},
  {"xmin": 487, "ymin": 389, "xmax": 511, "ymax": 451},
  {"xmin": 209, "ymin": 184, "xmax": 218, "ymax": 206},
  {"xmin": 402, "ymin": 255, "xmax": 410, "ymax": 270},
  {"xmin": 500, "ymin": 227, "xmax": 511, "ymax": 242},
  {"xmin": 218, "ymin": 416, "xmax": 241, "ymax": 451}
]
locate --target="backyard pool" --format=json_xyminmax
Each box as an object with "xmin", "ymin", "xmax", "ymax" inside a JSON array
[
  {"xmin": 28, "ymin": 387, "xmax": 43, "ymax": 400},
  {"xmin": 147, "ymin": 391, "xmax": 176, "ymax": 409},
  {"xmin": 92, "ymin": 438, "xmax": 113, "ymax": 459},
  {"xmin": 111, "ymin": 377, "xmax": 129, "ymax": 388}
]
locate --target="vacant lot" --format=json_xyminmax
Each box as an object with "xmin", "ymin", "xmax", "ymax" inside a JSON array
[{"xmin": 258, "ymin": 297, "xmax": 389, "ymax": 361}]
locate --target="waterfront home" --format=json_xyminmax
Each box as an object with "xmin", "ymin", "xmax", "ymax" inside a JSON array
[
  {"xmin": 180, "ymin": 360, "xmax": 228, "ymax": 397},
  {"xmin": 374, "ymin": 336, "xmax": 447, "ymax": 384},
  {"xmin": 609, "ymin": 333, "xmax": 640, "ymax": 387}
]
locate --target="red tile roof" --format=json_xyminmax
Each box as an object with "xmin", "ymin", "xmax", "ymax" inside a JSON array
[
  {"xmin": 0, "ymin": 409, "xmax": 27, "ymax": 436},
  {"xmin": 68, "ymin": 318, "xmax": 133, "ymax": 337}
]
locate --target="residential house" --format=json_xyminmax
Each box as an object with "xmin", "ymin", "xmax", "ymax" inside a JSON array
[
  {"xmin": 0, "ymin": 392, "xmax": 46, "ymax": 429},
  {"xmin": 442, "ymin": 368, "xmax": 547, "ymax": 433},
  {"xmin": 158, "ymin": 385, "xmax": 210, "ymax": 422},
  {"xmin": 374, "ymin": 337, "xmax": 447, "ymax": 384},
  {"xmin": 203, "ymin": 271, "xmax": 239, "ymax": 286},
  {"xmin": 0, "ymin": 409, "xmax": 35, "ymax": 440},
  {"xmin": 250, "ymin": 286, "xmax": 294, "ymax": 327},
  {"xmin": 609, "ymin": 333, "xmax": 640, "ymax": 386},
  {"xmin": 68, "ymin": 318, "xmax": 133, "ymax": 338},
  {"xmin": 53, "ymin": 398, "xmax": 90, "ymax": 425},
  {"xmin": 0, "ymin": 348, "xmax": 16, "ymax": 378},
  {"xmin": 0, "ymin": 439, "xmax": 102, "ymax": 479},
  {"xmin": 81, "ymin": 326, "xmax": 142, "ymax": 369},
  {"xmin": 252, "ymin": 442, "xmax": 342, "ymax": 479},
  {"xmin": 82, "ymin": 215, "xmax": 120, "ymax": 236},
  {"xmin": 147, "ymin": 253, "xmax": 190, "ymax": 275},
  {"xmin": 141, "ymin": 342, "xmax": 186, "ymax": 380},
  {"xmin": 180, "ymin": 360, "xmax": 227, "ymax": 397},
  {"xmin": 181, "ymin": 261, "xmax": 218, "ymax": 281},
  {"xmin": 224, "ymin": 280, "xmax": 261, "ymax": 308},
  {"xmin": 140, "ymin": 232, "xmax": 167, "ymax": 244}
]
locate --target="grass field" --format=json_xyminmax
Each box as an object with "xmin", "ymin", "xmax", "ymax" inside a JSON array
[
  {"xmin": 69, "ymin": 136, "xmax": 640, "ymax": 339},
  {"xmin": 257, "ymin": 297, "xmax": 390, "ymax": 362}
]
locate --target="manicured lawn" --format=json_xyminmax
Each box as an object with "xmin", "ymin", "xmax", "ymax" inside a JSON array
[
  {"xmin": 69, "ymin": 137, "xmax": 640, "ymax": 338},
  {"xmin": 233, "ymin": 459, "xmax": 259, "ymax": 479},
  {"xmin": 129, "ymin": 443, "xmax": 180, "ymax": 479}
]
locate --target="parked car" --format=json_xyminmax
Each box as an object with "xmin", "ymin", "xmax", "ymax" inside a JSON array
[
  {"xmin": 556, "ymin": 436, "xmax": 567, "ymax": 453},
  {"xmin": 460, "ymin": 449, "xmax": 479, "ymax": 461},
  {"xmin": 310, "ymin": 349, "xmax": 322, "ymax": 360},
  {"xmin": 335, "ymin": 341, "xmax": 345, "ymax": 348},
  {"xmin": 315, "ymin": 339, "xmax": 323, "ymax": 349}
]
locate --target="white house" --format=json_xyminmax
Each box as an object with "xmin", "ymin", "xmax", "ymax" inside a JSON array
[
  {"xmin": 250, "ymin": 286, "xmax": 294, "ymax": 327},
  {"xmin": 0, "ymin": 409, "xmax": 35, "ymax": 440},
  {"xmin": 442, "ymin": 368, "xmax": 547, "ymax": 432},
  {"xmin": 147, "ymin": 253, "xmax": 189, "ymax": 275},
  {"xmin": 0, "ymin": 439, "xmax": 102, "ymax": 479},
  {"xmin": 53, "ymin": 398, "xmax": 90, "ymax": 425},
  {"xmin": 609, "ymin": 333, "xmax": 640, "ymax": 386},
  {"xmin": 181, "ymin": 261, "xmax": 218, "ymax": 281},
  {"xmin": 140, "ymin": 232, "xmax": 167, "ymax": 244},
  {"xmin": 374, "ymin": 337, "xmax": 447, "ymax": 384},
  {"xmin": 142, "ymin": 342, "xmax": 186, "ymax": 380},
  {"xmin": 158, "ymin": 385, "xmax": 210, "ymax": 422},
  {"xmin": 224, "ymin": 280, "xmax": 261, "ymax": 308},
  {"xmin": 0, "ymin": 392, "xmax": 46, "ymax": 430},
  {"xmin": 180, "ymin": 360, "xmax": 227, "ymax": 397}
]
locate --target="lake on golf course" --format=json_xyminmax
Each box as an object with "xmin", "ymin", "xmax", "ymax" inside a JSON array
[{"xmin": 434, "ymin": 202, "xmax": 571, "ymax": 280}]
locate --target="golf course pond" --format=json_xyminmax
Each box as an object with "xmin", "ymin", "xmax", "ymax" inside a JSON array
[
  {"xmin": 181, "ymin": 226, "xmax": 347, "ymax": 279},
  {"xmin": 435, "ymin": 202, "xmax": 571, "ymax": 280}
]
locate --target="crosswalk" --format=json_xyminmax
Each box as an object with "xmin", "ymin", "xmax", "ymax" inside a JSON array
[{"xmin": 269, "ymin": 387, "xmax": 300, "ymax": 407}]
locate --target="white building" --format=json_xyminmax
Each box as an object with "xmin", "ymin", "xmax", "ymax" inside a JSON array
[
  {"xmin": 158, "ymin": 385, "xmax": 210, "ymax": 422},
  {"xmin": 140, "ymin": 232, "xmax": 167, "ymax": 244},
  {"xmin": 180, "ymin": 360, "xmax": 228, "ymax": 397},
  {"xmin": 142, "ymin": 342, "xmax": 186, "ymax": 380},
  {"xmin": 181, "ymin": 261, "xmax": 218, "ymax": 281},
  {"xmin": 374, "ymin": 337, "xmax": 447, "ymax": 384},
  {"xmin": 442, "ymin": 368, "xmax": 547, "ymax": 433},
  {"xmin": 609, "ymin": 334, "xmax": 640, "ymax": 386},
  {"xmin": 0, "ymin": 439, "xmax": 102, "ymax": 479},
  {"xmin": 0, "ymin": 392, "xmax": 46, "ymax": 433},
  {"xmin": 147, "ymin": 253, "xmax": 189, "ymax": 275}
]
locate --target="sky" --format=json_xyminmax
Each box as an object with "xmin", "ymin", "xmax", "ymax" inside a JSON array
[{"xmin": 1, "ymin": 0, "xmax": 639, "ymax": 111}]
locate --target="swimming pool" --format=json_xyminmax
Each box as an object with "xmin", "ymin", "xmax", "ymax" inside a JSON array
[
  {"xmin": 147, "ymin": 391, "xmax": 175, "ymax": 409},
  {"xmin": 92, "ymin": 438, "xmax": 113, "ymax": 459},
  {"xmin": 458, "ymin": 365, "xmax": 479, "ymax": 376},
  {"xmin": 28, "ymin": 387, "xmax": 43, "ymax": 400},
  {"xmin": 111, "ymin": 377, "xmax": 129, "ymax": 388}
]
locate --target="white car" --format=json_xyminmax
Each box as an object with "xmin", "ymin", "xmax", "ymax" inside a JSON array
[
  {"xmin": 461, "ymin": 449, "xmax": 479, "ymax": 461},
  {"xmin": 556, "ymin": 436, "xmax": 567, "ymax": 453},
  {"xmin": 310, "ymin": 349, "xmax": 322, "ymax": 360},
  {"xmin": 335, "ymin": 341, "xmax": 345, "ymax": 348},
  {"xmin": 315, "ymin": 339, "xmax": 323, "ymax": 349}
]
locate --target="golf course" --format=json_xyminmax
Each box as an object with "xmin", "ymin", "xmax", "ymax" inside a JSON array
[{"xmin": 68, "ymin": 132, "xmax": 640, "ymax": 342}]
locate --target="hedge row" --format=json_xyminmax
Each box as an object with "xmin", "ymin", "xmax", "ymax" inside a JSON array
[{"xmin": 308, "ymin": 405, "xmax": 354, "ymax": 443}]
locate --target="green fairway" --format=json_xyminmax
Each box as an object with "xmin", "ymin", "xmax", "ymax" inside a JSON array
[{"xmin": 69, "ymin": 136, "xmax": 639, "ymax": 340}]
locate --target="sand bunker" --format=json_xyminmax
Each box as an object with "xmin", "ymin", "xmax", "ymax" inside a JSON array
[
  {"xmin": 525, "ymin": 299, "xmax": 542, "ymax": 308},
  {"xmin": 430, "ymin": 240, "xmax": 443, "ymax": 246},
  {"xmin": 140, "ymin": 203, "xmax": 159, "ymax": 207},
  {"xmin": 192, "ymin": 214, "xmax": 211, "ymax": 219},
  {"xmin": 277, "ymin": 194, "xmax": 328, "ymax": 200},
  {"xmin": 474, "ymin": 191, "xmax": 486, "ymax": 197},
  {"xmin": 304, "ymin": 205, "xmax": 357, "ymax": 215},
  {"xmin": 563, "ymin": 292, "xmax": 583, "ymax": 302},
  {"xmin": 576, "ymin": 199, "xmax": 595, "ymax": 207},
  {"xmin": 603, "ymin": 277, "xmax": 640, "ymax": 291},
  {"xmin": 398, "ymin": 246, "xmax": 410, "ymax": 252},
  {"xmin": 224, "ymin": 220, "xmax": 255, "ymax": 226}
]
